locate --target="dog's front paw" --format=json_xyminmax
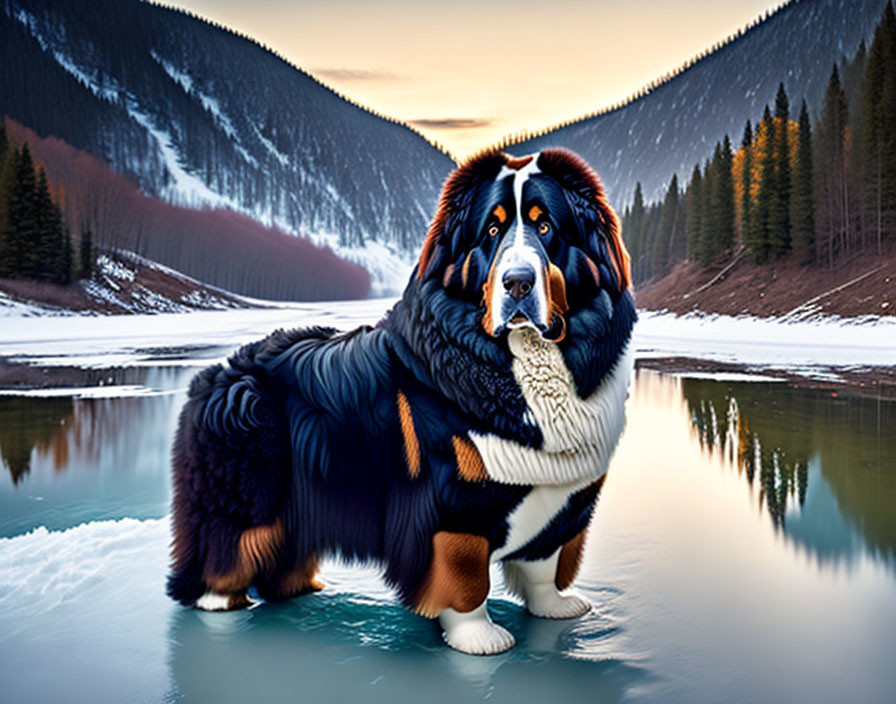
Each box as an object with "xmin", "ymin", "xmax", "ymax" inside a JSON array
[
  {"xmin": 439, "ymin": 604, "xmax": 516, "ymax": 655},
  {"xmin": 443, "ymin": 619, "xmax": 516, "ymax": 655},
  {"xmin": 526, "ymin": 587, "xmax": 592, "ymax": 619}
]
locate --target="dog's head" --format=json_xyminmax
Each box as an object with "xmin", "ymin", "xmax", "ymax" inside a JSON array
[{"xmin": 415, "ymin": 149, "xmax": 630, "ymax": 344}]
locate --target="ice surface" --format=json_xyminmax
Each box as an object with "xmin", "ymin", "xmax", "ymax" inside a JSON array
[
  {"xmin": 634, "ymin": 310, "xmax": 896, "ymax": 371},
  {"xmin": 2, "ymin": 304, "xmax": 893, "ymax": 377}
]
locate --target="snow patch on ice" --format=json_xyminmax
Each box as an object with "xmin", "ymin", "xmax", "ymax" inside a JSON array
[{"xmin": 0, "ymin": 518, "xmax": 169, "ymax": 614}]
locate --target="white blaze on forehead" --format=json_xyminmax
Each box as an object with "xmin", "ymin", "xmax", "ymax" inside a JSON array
[
  {"xmin": 491, "ymin": 154, "xmax": 548, "ymax": 329},
  {"xmin": 498, "ymin": 155, "xmax": 541, "ymax": 247}
]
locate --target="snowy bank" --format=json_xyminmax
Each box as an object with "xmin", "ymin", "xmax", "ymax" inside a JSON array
[{"xmin": 0, "ymin": 303, "xmax": 893, "ymax": 376}]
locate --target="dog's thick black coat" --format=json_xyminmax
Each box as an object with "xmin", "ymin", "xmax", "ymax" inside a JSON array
[{"xmin": 167, "ymin": 148, "xmax": 636, "ymax": 613}]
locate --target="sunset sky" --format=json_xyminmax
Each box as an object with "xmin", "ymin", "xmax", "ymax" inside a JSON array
[{"xmin": 168, "ymin": 0, "xmax": 782, "ymax": 158}]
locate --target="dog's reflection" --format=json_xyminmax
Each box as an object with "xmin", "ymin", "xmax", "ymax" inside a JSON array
[{"xmin": 167, "ymin": 593, "xmax": 641, "ymax": 703}]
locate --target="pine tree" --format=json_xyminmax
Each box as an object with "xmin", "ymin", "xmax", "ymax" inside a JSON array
[
  {"xmin": 79, "ymin": 227, "xmax": 95, "ymax": 280},
  {"xmin": 769, "ymin": 83, "xmax": 792, "ymax": 258},
  {"xmin": 715, "ymin": 135, "xmax": 735, "ymax": 254},
  {"xmin": 628, "ymin": 183, "xmax": 647, "ymax": 280},
  {"xmin": 4, "ymin": 144, "xmax": 39, "ymax": 278},
  {"xmin": 861, "ymin": 0, "xmax": 896, "ymax": 254},
  {"xmin": 61, "ymin": 228, "xmax": 73, "ymax": 285},
  {"xmin": 698, "ymin": 153, "xmax": 718, "ymax": 266},
  {"xmin": 751, "ymin": 105, "xmax": 775, "ymax": 264},
  {"xmin": 816, "ymin": 65, "xmax": 849, "ymax": 268},
  {"xmin": 34, "ymin": 168, "xmax": 62, "ymax": 281},
  {"xmin": 741, "ymin": 120, "xmax": 753, "ymax": 244},
  {"xmin": 686, "ymin": 164, "xmax": 703, "ymax": 261},
  {"xmin": 792, "ymin": 101, "xmax": 815, "ymax": 263},
  {"xmin": 0, "ymin": 121, "xmax": 12, "ymax": 275},
  {"xmin": 653, "ymin": 174, "xmax": 680, "ymax": 274}
]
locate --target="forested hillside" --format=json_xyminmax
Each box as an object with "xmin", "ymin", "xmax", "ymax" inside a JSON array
[
  {"xmin": 619, "ymin": 2, "xmax": 896, "ymax": 298},
  {"xmin": 0, "ymin": 0, "xmax": 455, "ymax": 292},
  {"xmin": 505, "ymin": 0, "xmax": 889, "ymax": 208},
  {"xmin": 0, "ymin": 118, "xmax": 371, "ymax": 301}
]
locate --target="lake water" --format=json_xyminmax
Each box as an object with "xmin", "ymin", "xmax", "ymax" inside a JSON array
[{"xmin": 1, "ymin": 336, "xmax": 894, "ymax": 702}]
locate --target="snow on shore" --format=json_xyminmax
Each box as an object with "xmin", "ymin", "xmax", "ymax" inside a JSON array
[{"xmin": 0, "ymin": 303, "xmax": 893, "ymax": 374}]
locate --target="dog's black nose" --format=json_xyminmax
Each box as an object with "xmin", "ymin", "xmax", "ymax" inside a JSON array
[{"xmin": 502, "ymin": 267, "xmax": 535, "ymax": 302}]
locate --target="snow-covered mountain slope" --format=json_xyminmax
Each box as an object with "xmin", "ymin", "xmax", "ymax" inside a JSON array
[
  {"xmin": 0, "ymin": 251, "xmax": 252, "ymax": 317},
  {"xmin": 507, "ymin": 0, "xmax": 889, "ymax": 206},
  {"xmin": 1, "ymin": 0, "xmax": 455, "ymax": 292}
]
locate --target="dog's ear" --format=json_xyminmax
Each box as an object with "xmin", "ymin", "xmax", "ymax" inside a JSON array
[
  {"xmin": 536, "ymin": 149, "xmax": 631, "ymax": 296},
  {"xmin": 417, "ymin": 151, "xmax": 508, "ymax": 282}
]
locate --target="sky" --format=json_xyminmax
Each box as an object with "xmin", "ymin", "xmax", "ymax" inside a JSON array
[{"xmin": 167, "ymin": 0, "xmax": 782, "ymax": 158}]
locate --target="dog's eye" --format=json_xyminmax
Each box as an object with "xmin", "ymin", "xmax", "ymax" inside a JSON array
[
  {"xmin": 538, "ymin": 221, "xmax": 551, "ymax": 236},
  {"xmin": 487, "ymin": 223, "xmax": 500, "ymax": 237}
]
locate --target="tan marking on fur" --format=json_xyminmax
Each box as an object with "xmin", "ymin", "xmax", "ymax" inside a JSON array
[
  {"xmin": 555, "ymin": 530, "xmax": 588, "ymax": 591},
  {"xmin": 461, "ymin": 251, "xmax": 473, "ymax": 289},
  {"xmin": 452, "ymin": 436, "xmax": 489, "ymax": 482},
  {"xmin": 274, "ymin": 556, "xmax": 325, "ymax": 598},
  {"xmin": 480, "ymin": 251, "xmax": 501, "ymax": 335},
  {"xmin": 547, "ymin": 262, "xmax": 569, "ymax": 315},
  {"xmin": 555, "ymin": 475, "xmax": 606, "ymax": 589},
  {"xmin": 205, "ymin": 519, "xmax": 284, "ymax": 594},
  {"xmin": 528, "ymin": 205, "xmax": 543, "ymax": 222},
  {"xmin": 493, "ymin": 204, "xmax": 507, "ymax": 224},
  {"xmin": 414, "ymin": 531, "xmax": 490, "ymax": 618},
  {"xmin": 226, "ymin": 592, "xmax": 254, "ymax": 610},
  {"xmin": 442, "ymin": 263, "xmax": 455, "ymax": 288},
  {"xmin": 545, "ymin": 261, "xmax": 569, "ymax": 342},
  {"xmin": 505, "ymin": 155, "xmax": 534, "ymax": 170},
  {"xmin": 584, "ymin": 255, "xmax": 601, "ymax": 288},
  {"xmin": 397, "ymin": 390, "xmax": 421, "ymax": 478}
]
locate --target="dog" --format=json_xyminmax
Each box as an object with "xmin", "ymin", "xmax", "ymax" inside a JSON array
[{"xmin": 167, "ymin": 148, "xmax": 636, "ymax": 655}]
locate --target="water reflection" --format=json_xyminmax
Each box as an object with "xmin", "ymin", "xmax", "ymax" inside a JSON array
[
  {"xmin": 167, "ymin": 593, "xmax": 643, "ymax": 704},
  {"xmin": 679, "ymin": 375, "xmax": 895, "ymax": 569},
  {"xmin": 0, "ymin": 367, "xmax": 192, "ymax": 536},
  {"xmin": 0, "ymin": 396, "xmax": 73, "ymax": 484}
]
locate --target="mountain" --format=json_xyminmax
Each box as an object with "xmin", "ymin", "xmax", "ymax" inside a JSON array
[
  {"xmin": 2, "ymin": 118, "xmax": 372, "ymax": 301},
  {"xmin": 506, "ymin": 0, "xmax": 890, "ymax": 207},
  {"xmin": 1, "ymin": 0, "xmax": 455, "ymax": 293}
]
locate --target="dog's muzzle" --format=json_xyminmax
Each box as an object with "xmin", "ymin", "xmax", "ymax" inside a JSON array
[{"xmin": 484, "ymin": 242, "xmax": 565, "ymax": 342}]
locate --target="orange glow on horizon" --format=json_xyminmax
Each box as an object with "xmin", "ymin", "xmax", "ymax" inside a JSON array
[{"xmin": 165, "ymin": 1, "xmax": 783, "ymax": 159}]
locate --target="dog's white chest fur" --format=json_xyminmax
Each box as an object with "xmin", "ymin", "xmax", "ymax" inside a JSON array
[{"xmin": 470, "ymin": 328, "xmax": 631, "ymax": 560}]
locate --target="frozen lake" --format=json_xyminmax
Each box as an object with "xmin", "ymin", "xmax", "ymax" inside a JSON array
[{"xmin": 1, "ymin": 304, "xmax": 895, "ymax": 703}]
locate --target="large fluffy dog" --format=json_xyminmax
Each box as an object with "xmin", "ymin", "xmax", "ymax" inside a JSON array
[{"xmin": 167, "ymin": 148, "xmax": 636, "ymax": 655}]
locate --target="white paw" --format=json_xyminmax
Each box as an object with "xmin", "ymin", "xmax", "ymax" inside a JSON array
[
  {"xmin": 195, "ymin": 591, "xmax": 231, "ymax": 611},
  {"xmin": 194, "ymin": 591, "xmax": 255, "ymax": 611},
  {"xmin": 526, "ymin": 589, "xmax": 592, "ymax": 619},
  {"xmin": 443, "ymin": 619, "xmax": 516, "ymax": 655},
  {"xmin": 439, "ymin": 604, "xmax": 517, "ymax": 655}
]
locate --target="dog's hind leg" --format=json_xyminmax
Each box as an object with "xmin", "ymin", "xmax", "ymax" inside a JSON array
[
  {"xmin": 197, "ymin": 520, "xmax": 285, "ymax": 611},
  {"xmin": 414, "ymin": 532, "xmax": 515, "ymax": 655},
  {"xmin": 255, "ymin": 553, "xmax": 324, "ymax": 602}
]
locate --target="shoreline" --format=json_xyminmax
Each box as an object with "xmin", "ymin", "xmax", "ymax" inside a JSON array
[
  {"xmin": 636, "ymin": 357, "xmax": 896, "ymax": 400},
  {"xmin": 2, "ymin": 353, "xmax": 894, "ymax": 401}
]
